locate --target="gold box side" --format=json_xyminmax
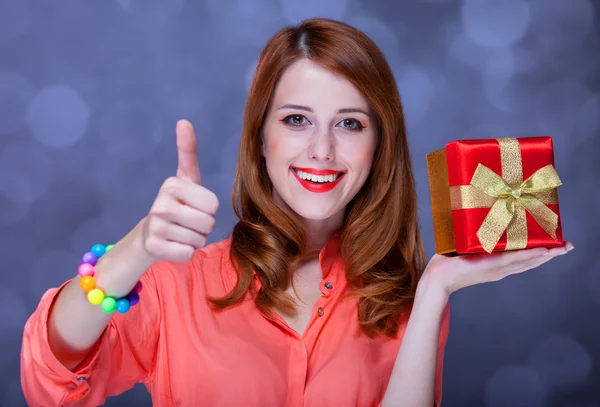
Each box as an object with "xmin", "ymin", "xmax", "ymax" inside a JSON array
[{"xmin": 426, "ymin": 149, "xmax": 456, "ymax": 255}]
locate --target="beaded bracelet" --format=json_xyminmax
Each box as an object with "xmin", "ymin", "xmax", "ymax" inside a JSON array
[{"xmin": 78, "ymin": 243, "xmax": 142, "ymax": 314}]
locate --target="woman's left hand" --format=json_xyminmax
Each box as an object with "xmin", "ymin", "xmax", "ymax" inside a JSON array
[{"xmin": 419, "ymin": 242, "xmax": 575, "ymax": 298}]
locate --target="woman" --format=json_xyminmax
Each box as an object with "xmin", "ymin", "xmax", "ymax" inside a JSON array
[{"xmin": 21, "ymin": 18, "xmax": 573, "ymax": 407}]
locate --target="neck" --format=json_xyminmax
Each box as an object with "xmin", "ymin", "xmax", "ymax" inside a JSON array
[{"xmin": 301, "ymin": 214, "xmax": 343, "ymax": 251}]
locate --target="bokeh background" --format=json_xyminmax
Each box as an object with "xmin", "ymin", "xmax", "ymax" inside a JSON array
[{"xmin": 1, "ymin": 0, "xmax": 599, "ymax": 406}]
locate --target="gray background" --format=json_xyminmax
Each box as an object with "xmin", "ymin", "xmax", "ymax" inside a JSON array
[{"xmin": 1, "ymin": 0, "xmax": 599, "ymax": 406}]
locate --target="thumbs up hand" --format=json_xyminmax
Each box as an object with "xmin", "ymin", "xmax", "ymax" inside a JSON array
[{"xmin": 140, "ymin": 120, "xmax": 220, "ymax": 262}]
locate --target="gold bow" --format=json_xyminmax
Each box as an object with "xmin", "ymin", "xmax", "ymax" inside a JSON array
[{"xmin": 470, "ymin": 160, "xmax": 562, "ymax": 253}]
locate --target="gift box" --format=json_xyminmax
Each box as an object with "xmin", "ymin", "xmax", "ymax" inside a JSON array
[{"xmin": 426, "ymin": 136, "xmax": 564, "ymax": 254}]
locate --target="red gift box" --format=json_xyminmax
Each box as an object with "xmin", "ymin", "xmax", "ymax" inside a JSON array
[{"xmin": 426, "ymin": 136, "xmax": 564, "ymax": 254}]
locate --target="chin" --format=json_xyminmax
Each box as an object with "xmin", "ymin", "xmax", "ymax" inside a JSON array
[{"xmin": 287, "ymin": 201, "xmax": 339, "ymax": 221}]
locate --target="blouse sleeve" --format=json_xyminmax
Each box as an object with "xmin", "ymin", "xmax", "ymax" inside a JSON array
[
  {"xmin": 20, "ymin": 264, "xmax": 162, "ymax": 407},
  {"xmin": 434, "ymin": 301, "xmax": 451, "ymax": 407}
]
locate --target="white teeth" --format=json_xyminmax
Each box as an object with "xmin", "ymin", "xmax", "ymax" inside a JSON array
[{"xmin": 295, "ymin": 169, "xmax": 341, "ymax": 183}]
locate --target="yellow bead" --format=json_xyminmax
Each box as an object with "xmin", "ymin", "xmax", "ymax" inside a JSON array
[{"xmin": 88, "ymin": 288, "xmax": 105, "ymax": 305}]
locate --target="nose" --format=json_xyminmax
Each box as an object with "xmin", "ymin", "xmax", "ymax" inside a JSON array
[{"xmin": 307, "ymin": 127, "xmax": 335, "ymax": 162}]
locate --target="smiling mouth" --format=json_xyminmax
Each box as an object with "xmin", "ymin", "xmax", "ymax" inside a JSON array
[{"xmin": 291, "ymin": 167, "xmax": 345, "ymax": 184}]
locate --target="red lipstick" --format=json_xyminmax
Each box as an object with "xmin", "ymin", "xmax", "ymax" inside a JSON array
[
  {"xmin": 292, "ymin": 167, "xmax": 340, "ymax": 176},
  {"xmin": 290, "ymin": 167, "xmax": 345, "ymax": 193}
]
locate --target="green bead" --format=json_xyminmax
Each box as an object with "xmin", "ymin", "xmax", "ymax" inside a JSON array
[
  {"xmin": 101, "ymin": 296, "xmax": 117, "ymax": 313},
  {"xmin": 105, "ymin": 244, "xmax": 114, "ymax": 252}
]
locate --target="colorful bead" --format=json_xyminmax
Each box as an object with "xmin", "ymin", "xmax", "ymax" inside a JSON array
[
  {"xmin": 82, "ymin": 252, "xmax": 97, "ymax": 265},
  {"xmin": 90, "ymin": 244, "xmax": 106, "ymax": 258},
  {"xmin": 78, "ymin": 242, "xmax": 139, "ymax": 314},
  {"xmin": 88, "ymin": 288, "xmax": 104, "ymax": 305},
  {"xmin": 80, "ymin": 276, "xmax": 95, "ymax": 292},
  {"xmin": 126, "ymin": 291, "xmax": 140, "ymax": 306},
  {"xmin": 78, "ymin": 263, "xmax": 95, "ymax": 277},
  {"xmin": 101, "ymin": 297, "xmax": 117, "ymax": 313},
  {"xmin": 116, "ymin": 298, "xmax": 131, "ymax": 314}
]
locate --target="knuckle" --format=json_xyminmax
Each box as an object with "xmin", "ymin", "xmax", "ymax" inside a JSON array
[
  {"xmin": 196, "ymin": 235, "xmax": 207, "ymax": 248},
  {"xmin": 180, "ymin": 245, "xmax": 195, "ymax": 261},
  {"xmin": 144, "ymin": 236, "xmax": 163, "ymax": 258},
  {"xmin": 147, "ymin": 215, "xmax": 169, "ymax": 238},
  {"xmin": 160, "ymin": 177, "xmax": 181, "ymax": 196},
  {"xmin": 206, "ymin": 216, "xmax": 216, "ymax": 233}
]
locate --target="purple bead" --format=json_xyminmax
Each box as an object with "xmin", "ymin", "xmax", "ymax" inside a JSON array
[
  {"xmin": 133, "ymin": 281, "xmax": 143, "ymax": 293},
  {"xmin": 82, "ymin": 252, "xmax": 98, "ymax": 265},
  {"xmin": 127, "ymin": 292, "xmax": 140, "ymax": 306}
]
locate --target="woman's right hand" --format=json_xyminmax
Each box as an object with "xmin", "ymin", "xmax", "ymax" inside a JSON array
[{"xmin": 138, "ymin": 119, "xmax": 220, "ymax": 263}]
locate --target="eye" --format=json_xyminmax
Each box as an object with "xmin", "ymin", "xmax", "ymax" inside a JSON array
[
  {"xmin": 281, "ymin": 114, "xmax": 311, "ymax": 127},
  {"xmin": 336, "ymin": 118, "xmax": 364, "ymax": 131}
]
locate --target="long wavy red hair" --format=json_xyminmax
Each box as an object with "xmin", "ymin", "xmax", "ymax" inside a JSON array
[{"xmin": 207, "ymin": 18, "xmax": 425, "ymax": 338}]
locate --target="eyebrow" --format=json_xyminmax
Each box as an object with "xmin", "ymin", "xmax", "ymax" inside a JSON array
[{"xmin": 277, "ymin": 104, "xmax": 370, "ymax": 116}]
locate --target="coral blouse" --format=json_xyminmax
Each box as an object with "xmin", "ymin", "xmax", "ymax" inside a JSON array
[{"xmin": 21, "ymin": 234, "xmax": 450, "ymax": 406}]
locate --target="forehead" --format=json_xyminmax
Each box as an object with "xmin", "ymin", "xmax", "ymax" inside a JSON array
[{"xmin": 271, "ymin": 59, "xmax": 369, "ymax": 111}]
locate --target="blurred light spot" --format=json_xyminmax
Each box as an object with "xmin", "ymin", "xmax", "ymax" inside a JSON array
[
  {"xmin": 0, "ymin": 142, "xmax": 53, "ymax": 204},
  {"xmin": 397, "ymin": 67, "xmax": 436, "ymax": 124},
  {"xmin": 27, "ymin": 85, "xmax": 90, "ymax": 149},
  {"xmin": 280, "ymin": 0, "xmax": 348, "ymax": 25},
  {"xmin": 484, "ymin": 365, "xmax": 547, "ymax": 407},
  {"xmin": 0, "ymin": 0, "xmax": 31, "ymax": 41},
  {"xmin": 0, "ymin": 71, "xmax": 35, "ymax": 134},
  {"xmin": 461, "ymin": 0, "xmax": 531, "ymax": 48},
  {"xmin": 98, "ymin": 101, "xmax": 163, "ymax": 162},
  {"xmin": 528, "ymin": 334, "xmax": 592, "ymax": 392}
]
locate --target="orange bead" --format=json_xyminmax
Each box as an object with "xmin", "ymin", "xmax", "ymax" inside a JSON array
[{"xmin": 80, "ymin": 276, "xmax": 95, "ymax": 292}]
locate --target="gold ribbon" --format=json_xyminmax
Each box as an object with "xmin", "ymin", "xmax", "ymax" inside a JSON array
[{"xmin": 450, "ymin": 138, "xmax": 562, "ymax": 253}]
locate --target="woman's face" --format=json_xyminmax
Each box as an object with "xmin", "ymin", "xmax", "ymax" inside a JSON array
[{"xmin": 262, "ymin": 58, "xmax": 378, "ymax": 221}]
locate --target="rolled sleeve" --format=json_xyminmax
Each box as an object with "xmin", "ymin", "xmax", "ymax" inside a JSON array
[{"xmin": 21, "ymin": 265, "xmax": 162, "ymax": 406}]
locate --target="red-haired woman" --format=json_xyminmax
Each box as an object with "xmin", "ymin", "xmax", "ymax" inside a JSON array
[{"xmin": 21, "ymin": 18, "xmax": 573, "ymax": 407}]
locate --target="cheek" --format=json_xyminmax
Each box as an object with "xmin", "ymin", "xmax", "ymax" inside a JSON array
[
  {"xmin": 266, "ymin": 138, "xmax": 280, "ymax": 156},
  {"xmin": 349, "ymin": 140, "xmax": 377, "ymax": 169},
  {"xmin": 355, "ymin": 149, "xmax": 375, "ymax": 166}
]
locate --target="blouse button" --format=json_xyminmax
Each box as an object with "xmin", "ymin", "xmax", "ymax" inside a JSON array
[
  {"xmin": 317, "ymin": 307, "xmax": 324, "ymax": 316},
  {"xmin": 324, "ymin": 282, "xmax": 333, "ymax": 289},
  {"xmin": 76, "ymin": 376, "xmax": 87, "ymax": 382}
]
